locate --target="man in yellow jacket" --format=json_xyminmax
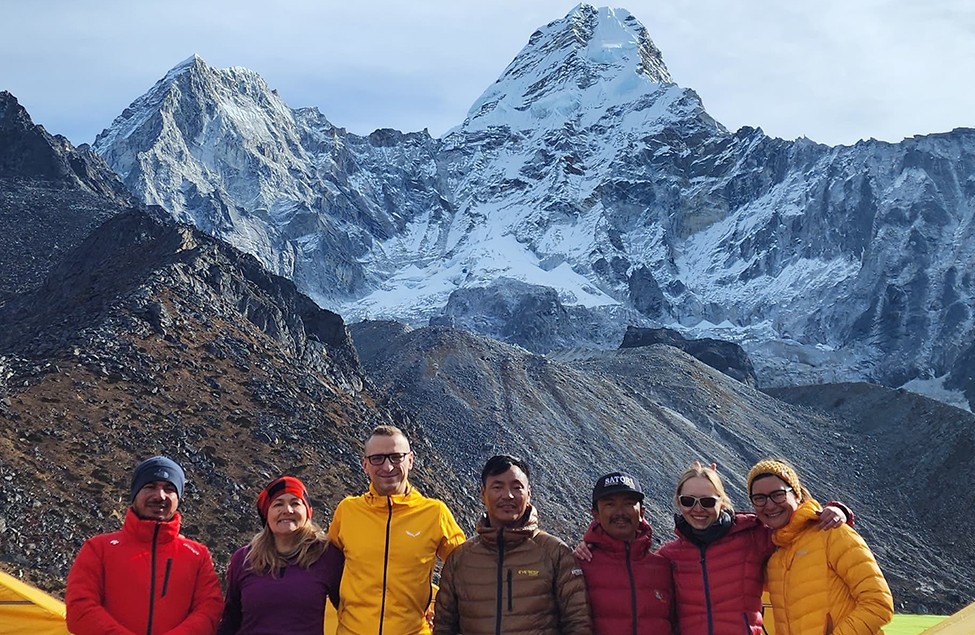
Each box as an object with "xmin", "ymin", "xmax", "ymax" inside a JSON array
[{"xmin": 328, "ymin": 425, "xmax": 466, "ymax": 635}]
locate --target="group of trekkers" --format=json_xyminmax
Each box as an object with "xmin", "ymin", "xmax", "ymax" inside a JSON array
[{"xmin": 63, "ymin": 424, "xmax": 894, "ymax": 634}]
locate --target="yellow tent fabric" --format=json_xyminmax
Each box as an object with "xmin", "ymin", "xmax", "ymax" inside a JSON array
[
  {"xmin": 0, "ymin": 569, "xmax": 70, "ymax": 635},
  {"xmin": 922, "ymin": 601, "xmax": 975, "ymax": 634}
]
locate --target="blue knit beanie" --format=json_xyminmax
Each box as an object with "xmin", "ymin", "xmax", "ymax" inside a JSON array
[{"xmin": 130, "ymin": 456, "xmax": 185, "ymax": 501}]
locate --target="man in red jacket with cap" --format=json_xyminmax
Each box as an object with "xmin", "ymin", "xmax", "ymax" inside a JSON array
[
  {"xmin": 579, "ymin": 471, "xmax": 675, "ymax": 635},
  {"xmin": 66, "ymin": 455, "xmax": 224, "ymax": 635}
]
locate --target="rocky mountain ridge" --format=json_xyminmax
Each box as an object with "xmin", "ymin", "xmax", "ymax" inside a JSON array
[
  {"xmin": 87, "ymin": 5, "xmax": 975, "ymax": 411},
  {"xmin": 0, "ymin": 91, "xmax": 133, "ymax": 301}
]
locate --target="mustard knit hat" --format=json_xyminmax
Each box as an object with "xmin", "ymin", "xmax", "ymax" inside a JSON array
[{"xmin": 747, "ymin": 459, "xmax": 802, "ymax": 496}]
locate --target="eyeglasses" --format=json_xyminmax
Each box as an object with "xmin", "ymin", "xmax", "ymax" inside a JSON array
[
  {"xmin": 678, "ymin": 495, "xmax": 720, "ymax": 509},
  {"xmin": 365, "ymin": 452, "xmax": 412, "ymax": 466},
  {"xmin": 749, "ymin": 488, "xmax": 793, "ymax": 506}
]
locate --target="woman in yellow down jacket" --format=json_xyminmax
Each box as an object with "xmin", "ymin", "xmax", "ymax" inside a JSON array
[{"xmin": 746, "ymin": 459, "xmax": 893, "ymax": 635}]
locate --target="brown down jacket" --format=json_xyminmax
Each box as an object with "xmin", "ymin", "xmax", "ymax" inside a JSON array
[{"xmin": 433, "ymin": 505, "xmax": 592, "ymax": 635}]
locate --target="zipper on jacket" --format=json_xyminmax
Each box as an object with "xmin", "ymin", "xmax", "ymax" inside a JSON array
[
  {"xmin": 379, "ymin": 496, "xmax": 393, "ymax": 635},
  {"xmin": 698, "ymin": 544, "xmax": 714, "ymax": 635},
  {"xmin": 495, "ymin": 529, "xmax": 505, "ymax": 635},
  {"xmin": 625, "ymin": 542, "xmax": 637, "ymax": 635},
  {"xmin": 161, "ymin": 558, "xmax": 172, "ymax": 597},
  {"xmin": 146, "ymin": 522, "xmax": 161, "ymax": 635}
]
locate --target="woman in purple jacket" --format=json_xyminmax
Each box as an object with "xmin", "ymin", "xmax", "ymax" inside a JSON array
[{"xmin": 217, "ymin": 476, "xmax": 343, "ymax": 635}]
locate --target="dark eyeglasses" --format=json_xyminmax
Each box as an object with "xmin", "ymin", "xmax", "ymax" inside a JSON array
[
  {"xmin": 678, "ymin": 495, "xmax": 720, "ymax": 509},
  {"xmin": 365, "ymin": 452, "xmax": 411, "ymax": 466},
  {"xmin": 749, "ymin": 488, "xmax": 793, "ymax": 506}
]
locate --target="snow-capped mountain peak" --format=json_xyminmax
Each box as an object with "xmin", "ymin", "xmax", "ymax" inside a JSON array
[{"xmin": 461, "ymin": 4, "xmax": 673, "ymax": 133}]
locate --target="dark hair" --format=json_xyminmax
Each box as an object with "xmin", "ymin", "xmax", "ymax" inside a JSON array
[{"xmin": 480, "ymin": 455, "xmax": 531, "ymax": 486}]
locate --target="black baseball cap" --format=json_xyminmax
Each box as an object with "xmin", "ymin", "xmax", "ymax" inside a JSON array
[{"xmin": 592, "ymin": 471, "xmax": 644, "ymax": 507}]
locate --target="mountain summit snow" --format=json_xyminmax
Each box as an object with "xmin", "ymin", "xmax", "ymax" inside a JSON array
[{"xmin": 91, "ymin": 4, "xmax": 975, "ymax": 409}]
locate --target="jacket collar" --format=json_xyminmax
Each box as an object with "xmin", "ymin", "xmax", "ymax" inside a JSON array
[
  {"xmin": 772, "ymin": 498, "xmax": 823, "ymax": 547},
  {"xmin": 122, "ymin": 507, "xmax": 182, "ymax": 543},
  {"xmin": 674, "ymin": 509, "xmax": 734, "ymax": 545},
  {"xmin": 476, "ymin": 504, "xmax": 539, "ymax": 548},
  {"xmin": 583, "ymin": 517, "xmax": 653, "ymax": 556},
  {"xmin": 363, "ymin": 481, "xmax": 418, "ymax": 506}
]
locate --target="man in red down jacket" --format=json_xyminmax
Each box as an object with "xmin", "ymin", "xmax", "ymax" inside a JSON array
[
  {"xmin": 579, "ymin": 472, "xmax": 674, "ymax": 635},
  {"xmin": 66, "ymin": 455, "xmax": 223, "ymax": 635}
]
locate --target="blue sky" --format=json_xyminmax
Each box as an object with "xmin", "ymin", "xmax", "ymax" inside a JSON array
[{"xmin": 3, "ymin": 1, "xmax": 973, "ymax": 147}]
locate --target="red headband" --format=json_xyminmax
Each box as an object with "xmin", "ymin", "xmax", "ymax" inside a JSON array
[{"xmin": 256, "ymin": 476, "xmax": 312, "ymax": 523}]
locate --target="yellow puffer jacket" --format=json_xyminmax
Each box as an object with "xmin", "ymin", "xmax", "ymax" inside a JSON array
[
  {"xmin": 328, "ymin": 483, "xmax": 466, "ymax": 635},
  {"xmin": 766, "ymin": 501, "xmax": 893, "ymax": 635}
]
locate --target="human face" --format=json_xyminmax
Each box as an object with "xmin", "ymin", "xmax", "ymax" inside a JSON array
[
  {"xmin": 750, "ymin": 475, "xmax": 799, "ymax": 530},
  {"xmin": 593, "ymin": 493, "xmax": 643, "ymax": 542},
  {"xmin": 267, "ymin": 493, "xmax": 309, "ymax": 545},
  {"xmin": 482, "ymin": 465, "xmax": 531, "ymax": 528},
  {"xmin": 677, "ymin": 476, "xmax": 723, "ymax": 531},
  {"xmin": 362, "ymin": 433, "xmax": 414, "ymax": 496},
  {"xmin": 132, "ymin": 480, "xmax": 179, "ymax": 521}
]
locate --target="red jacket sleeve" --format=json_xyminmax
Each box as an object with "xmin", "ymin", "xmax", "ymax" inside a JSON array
[{"xmin": 65, "ymin": 539, "xmax": 137, "ymax": 635}]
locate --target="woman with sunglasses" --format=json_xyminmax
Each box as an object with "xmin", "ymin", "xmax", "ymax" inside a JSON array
[
  {"xmin": 656, "ymin": 462, "xmax": 851, "ymax": 635},
  {"xmin": 747, "ymin": 459, "xmax": 892, "ymax": 635},
  {"xmin": 217, "ymin": 476, "xmax": 344, "ymax": 634}
]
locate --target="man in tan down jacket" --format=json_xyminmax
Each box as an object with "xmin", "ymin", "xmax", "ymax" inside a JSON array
[{"xmin": 433, "ymin": 454, "xmax": 592, "ymax": 635}]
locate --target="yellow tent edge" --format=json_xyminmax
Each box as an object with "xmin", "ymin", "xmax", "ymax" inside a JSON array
[
  {"xmin": 0, "ymin": 569, "xmax": 66, "ymax": 618},
  {"xmin": 921, "ymin": 600, "xmax": 975, "ymax": 634}
]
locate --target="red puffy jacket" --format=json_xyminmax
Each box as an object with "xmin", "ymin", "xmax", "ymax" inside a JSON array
[
  {"xmin": 66, "ymin": 509, "xmax": 223, "ymax": 635},
  {"xmin": 580, "ymin": 519, "xmax": 674, "ymax": 635},
  {"xmin": 656, "ymin": 512, "xmax": 771, "ymax": 635}
]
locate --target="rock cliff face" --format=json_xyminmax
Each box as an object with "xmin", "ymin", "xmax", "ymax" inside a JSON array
[
  {"xmin": 88, "ymin": 6, "xmax": 975, "ymax": 410},
  {"xmin": 620, "ymin": 325, "xmax": 757, "ymax": 385},
  {"xmin": 0, "ymin": 91, "xmax": 133, "ymax": 301}
]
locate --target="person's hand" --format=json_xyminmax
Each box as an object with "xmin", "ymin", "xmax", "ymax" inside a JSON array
[
  {"xmin": 573, "ymin": 540, "xmax": 593, "ymax": 562},
  {"xmin": 816, "ymin": 505, "xmax": 847, "ymax": 530}
]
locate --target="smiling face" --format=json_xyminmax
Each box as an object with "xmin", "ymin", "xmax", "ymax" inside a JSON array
[
  {"xmin": 362, "ymin": 432, "xmax": 414, "ymax": 496},
  {"xmin": 266, "ymin": 493, "xmax": 309, "ymax": 545},
  {"xmin": 750, "ymin": 475, "xmax": 799, "ymax": 529},
  {"xmin": 593, "ymin": 492, "xmax": 643, "ymax": 541},
  {"xmin": 482, "ymin": 465, "xmax": 531, "ymax": 528},
  {"xmin": 677, "ymin": 476, "xmax": 723, "ymax": 530},
  {"xmin": 132, "ymin": 480, "xmax": 179, "ymax": 522}
]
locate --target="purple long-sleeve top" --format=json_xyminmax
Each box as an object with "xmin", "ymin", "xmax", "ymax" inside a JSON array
[{"xmin": 217, "ymin": 542, "xmax": 343, "ymax": 635}]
